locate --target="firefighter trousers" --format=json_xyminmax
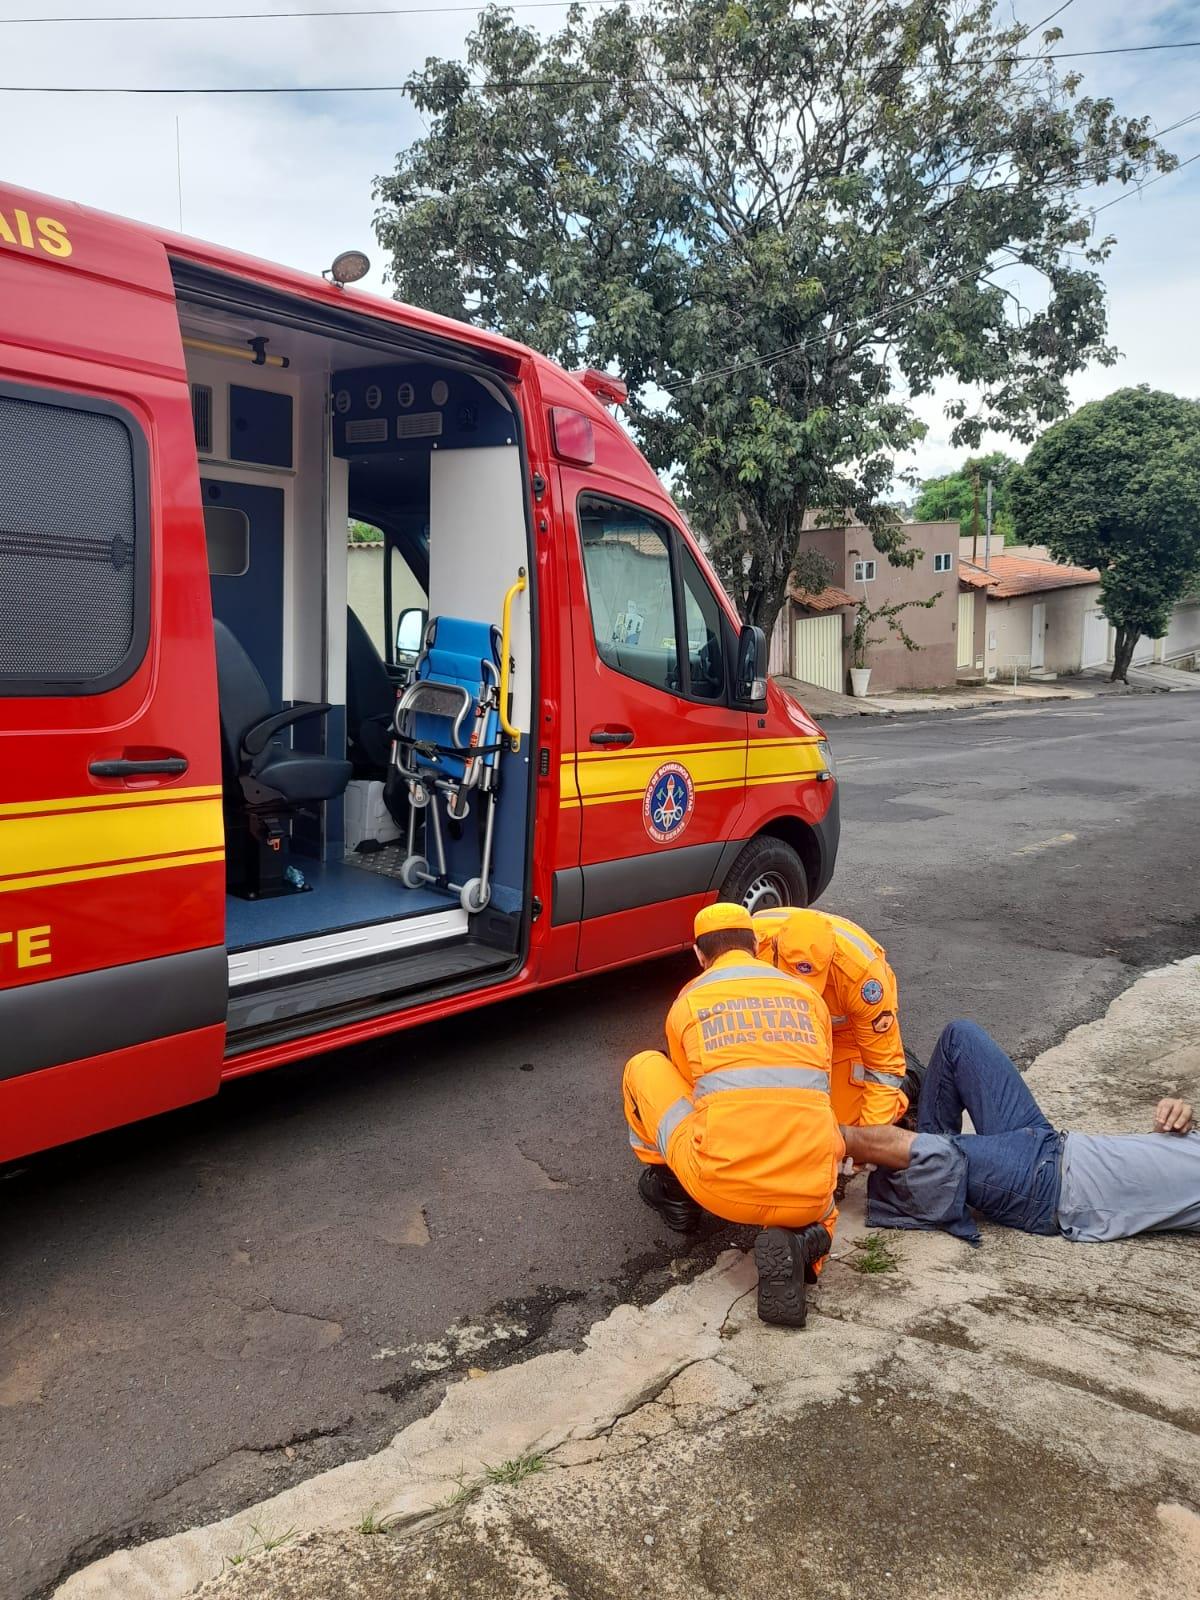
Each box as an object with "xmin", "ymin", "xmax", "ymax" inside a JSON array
[{"xmin": 623, "ymin": 1049, "xmax": 840, "ymax": 1238}]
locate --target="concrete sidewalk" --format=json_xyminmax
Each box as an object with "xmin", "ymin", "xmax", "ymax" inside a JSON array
[
  {"xmin": 775, "ymin": 674, "xmax": 1100, "ymax": 722},
  {"xmin": 59, "ymin": 959, "xmax": 1200, "ymax": 1600}
]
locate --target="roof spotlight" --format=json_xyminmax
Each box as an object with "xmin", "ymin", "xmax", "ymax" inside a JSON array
[{"xmin": 325, "ymin": 249, "xmax": 371, "ymax": 287}]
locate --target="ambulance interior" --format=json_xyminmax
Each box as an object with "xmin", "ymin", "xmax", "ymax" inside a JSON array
[{"xmin": 177, "ymin": 293, "xmax": 533, "ymax": 1014}]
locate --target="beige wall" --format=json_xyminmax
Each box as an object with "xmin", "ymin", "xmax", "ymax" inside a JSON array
[
  {"xmin": 838, "ymin": 521, "xmax": 958, "ymax": 691},
  {"xmin": 982, "ymin": 582, "xmax": 1101, "ymax": 677}
]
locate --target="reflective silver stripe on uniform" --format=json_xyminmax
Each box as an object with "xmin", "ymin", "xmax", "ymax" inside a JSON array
[
  {"xmin": 833, "ymin": 923, "xmax": 876, "ymax": 963},
  {"xmin": 628, "ymin": 1127, "xmax": 657, "ymax": 1154},
  {"xmin": 693, "ymin": 1065, "xmax": 831, "ymax": 1098},
  {"xmin": 687, "ymin": 963, "xmax": 780, "ymax": 990},
  {"xmin": 656, "ymin": 1096, "xmax": 694, "ymax": 1156},
  {"xmin": 829, "ymin": 1014, "xmax": 848, "ymax": 1025},
  {"xmin": 850, "ymin": 1061, "xmax": 901, "ymax": 1087},
  {"xmin": 687, "ymin": 963, "xmax": 816, "ymax": 995}
]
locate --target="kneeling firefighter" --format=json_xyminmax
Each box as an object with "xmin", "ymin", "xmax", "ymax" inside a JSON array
[
  {"xmin": 753, "ymin": 908, "xmax": 917, "ymax": 1129},
  {"xmin": 622, "ymin": 903, "xmax": 843, "ymax": 1328}
]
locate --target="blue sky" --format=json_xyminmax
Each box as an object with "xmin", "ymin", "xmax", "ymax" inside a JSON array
[{"xmin": 2, "ymin": 0, "xmax": 1197, "ymax": 482}]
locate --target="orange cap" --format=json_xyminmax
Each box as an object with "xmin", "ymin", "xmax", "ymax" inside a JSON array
[
  {"xmin": 774, "ymin": 909, "xmax": 836, "ymax": 984},
  {"xmin": 694, "ymin": 902, "xmax": 754, "ymax": 939}
]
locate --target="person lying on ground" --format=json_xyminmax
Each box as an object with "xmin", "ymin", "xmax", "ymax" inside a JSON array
[
  {"xmin": 623, "ymin": 903, "xmax": 842, "ymax": 1327},
  {"xmin": 841, "ymin": 1020, "xmax": 1199, "ymax": 1244}
]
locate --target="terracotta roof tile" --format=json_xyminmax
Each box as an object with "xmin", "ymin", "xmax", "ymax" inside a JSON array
[
  {"xmin": 958, "ymin": 565, "xmax": 999, "ymax": 590},
  {"xmin": 961, "ymin": 554, "xmax": 1099, "ymax": 598},
  {"xmin": 788, "ymin": 584, "xmax": 856, "ymax": 612}
]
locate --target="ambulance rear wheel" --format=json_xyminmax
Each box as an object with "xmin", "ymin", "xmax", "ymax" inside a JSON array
[{"xmin": 720, "ymin": 836, "xmax": 808, "ymax": 915}]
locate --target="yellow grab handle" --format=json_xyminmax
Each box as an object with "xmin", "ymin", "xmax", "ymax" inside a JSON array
[{"xmin": 499, "ymin": 568, "xmax": 528, "ymax": 751}]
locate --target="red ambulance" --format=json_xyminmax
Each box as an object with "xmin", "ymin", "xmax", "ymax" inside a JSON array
[{"xmin": 0, "ymin": 184, "xmax": 839, "ymax": 1163}]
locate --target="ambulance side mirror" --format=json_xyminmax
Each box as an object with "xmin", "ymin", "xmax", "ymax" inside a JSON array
[
  {"xmin": 736, "ymin": 624, "xmax": 768, "ymax": 705},
  {"xmin": 395, "ymin": 606, "xmax": 427, "ymax": 667}
]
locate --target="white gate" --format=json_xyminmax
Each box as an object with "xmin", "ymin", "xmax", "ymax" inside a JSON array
[
  {"xmin": 1081, "ymin": 607, "xmax": 1112, "ymax": 669},
  {"xmin": 791, "ymin": 613, "xmax": 843, "ymax": 693},
  {"xmin": 956, "ymin": 591, "xmax": 975, "ymax": 670}
]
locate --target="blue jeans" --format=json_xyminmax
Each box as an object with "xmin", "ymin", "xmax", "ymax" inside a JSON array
[{"xmin": 918, "ymin": 1021, "xmax": 1063, "ymax": 1236}]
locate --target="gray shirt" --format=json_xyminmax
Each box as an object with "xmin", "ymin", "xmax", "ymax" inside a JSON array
[{"xmin": 1057, "ymin": 1130, "xmax": 1200, "ymax": 1242}]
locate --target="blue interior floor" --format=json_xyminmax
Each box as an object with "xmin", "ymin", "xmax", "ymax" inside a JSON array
[{"xmin": 224, "ymin": 856, "xmax": 454, "ymax": 952}]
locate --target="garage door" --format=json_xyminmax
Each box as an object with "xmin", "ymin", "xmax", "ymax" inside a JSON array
[{"xmin": 792, "ymin": 613, "xmax": 843, "ymax": 693}]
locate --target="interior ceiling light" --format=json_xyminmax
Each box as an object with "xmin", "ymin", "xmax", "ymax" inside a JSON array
[{"xmin": 325, "ymin": 250, "xmax": 370, "ymax": 287}]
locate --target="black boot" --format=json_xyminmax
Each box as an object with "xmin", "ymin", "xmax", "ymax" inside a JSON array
[
  {"xmin": 754, "ymin": 1223, "xmax": 833, "ymax": 1328},
  {"xmin": 638, "ymin": 1166, "xmax": 702, "ymax": 1233}
]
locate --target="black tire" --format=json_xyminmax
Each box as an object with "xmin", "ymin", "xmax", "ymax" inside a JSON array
[{"xmin": 718, "ymin": 835, "xmax": 808, "ymax": 915}]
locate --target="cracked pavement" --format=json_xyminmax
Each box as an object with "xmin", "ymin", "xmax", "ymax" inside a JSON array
[{"xmin": 2, "ymin": 692, "xmax": 1199, "ymax": 1600}]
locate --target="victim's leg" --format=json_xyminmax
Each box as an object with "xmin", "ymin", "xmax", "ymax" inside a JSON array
[{"xmin": 919, "ymin": 1021, "xmax": 1054, "ymax": 1137}]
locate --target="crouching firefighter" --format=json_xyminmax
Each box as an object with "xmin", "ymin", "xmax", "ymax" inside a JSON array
[
  {"xmin": 754, "ymin": 908, "xmax": 917, "ymax": 1129},
  {"xmin": 623, "ymin": 904, "xmax": 843, "ymax": 1328}
]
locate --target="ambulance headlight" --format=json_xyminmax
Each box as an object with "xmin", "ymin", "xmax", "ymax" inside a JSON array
[{"xmin": 816, "ymin": 738, "xmax": 836, "ymax": 778}]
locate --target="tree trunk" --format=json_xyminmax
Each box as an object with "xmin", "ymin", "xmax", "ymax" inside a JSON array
[
  {"xmin": 1111, "ymin": 627, "xmax": 1139, "ymax": 684},
  {"xmin": 748, "ymin": 588, "xmax": 788, "ymax": 657}
]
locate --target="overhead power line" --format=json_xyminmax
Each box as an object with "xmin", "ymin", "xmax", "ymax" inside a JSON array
[
  {"xmin": 0, "ymin": 0, "xmax": 634, "ymax": 22},
  {"xmin": 2, "ymin": 25, "xmax": 1200, "ymax": 84},
  {"xmin": 4, "ymin": 34, "xmax": 1200, "ymax": 92}
]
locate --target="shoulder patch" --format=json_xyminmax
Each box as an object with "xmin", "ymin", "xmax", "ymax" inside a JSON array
[
  {"xmin": 872, "ymin": 1010, "xmax": 895, "ymax": 1034},
  {"xmin": 861, "ymin": 978, "xmax": 885, "ymax": 1005},
  {"xmin": 794, "ymin": 960, "xmax": 815, "ymax": 974}
]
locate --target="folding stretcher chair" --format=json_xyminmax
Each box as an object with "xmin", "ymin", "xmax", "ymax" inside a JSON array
[{"xmin": 391, "ymin": 616, "xmax": 503, "ymax": 913}]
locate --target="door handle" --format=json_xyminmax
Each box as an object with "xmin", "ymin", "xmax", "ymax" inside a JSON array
[
  {"xmin": 589, "ymin": 728, "xmax": 634, "ymax": 747},
  {"xmin": 89, "ymin": 757, "xmax": 190, "ymax": 778}
]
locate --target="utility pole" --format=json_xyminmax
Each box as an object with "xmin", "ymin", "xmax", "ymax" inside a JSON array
[
  {"xmin": 984, "ymin": 477, "xmax": 993, "ymax": 570},
  {"xmin": 970, "ymin": 465, "xmax": 981, "ymax": 563}
]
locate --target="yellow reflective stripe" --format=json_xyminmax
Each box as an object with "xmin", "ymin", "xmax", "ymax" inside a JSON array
[
  {"xmin": 0, "ymin": 797, "xmax": 224, "ymax": 878},
  {"xmin": 560, "ymin": 737, "xmax": 823, "ymax": 804},
  {"xmin": 0, "ymin": 848, "xmax": 225, "ymax": 896},
  {"xmin": 0, "ymin": 785, "xmax": 222, "ymax": 819},
  {"xmin": 746, "ymin": 741, "xmax": 824, "ymax": 781}
]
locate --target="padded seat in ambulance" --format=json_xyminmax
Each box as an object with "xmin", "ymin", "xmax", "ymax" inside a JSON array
[{"xmin": 214, "ymin": 619, "xmax": 351, "ymax": 897}]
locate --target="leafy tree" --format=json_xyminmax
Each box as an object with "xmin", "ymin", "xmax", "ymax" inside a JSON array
[
  {"xmin": 375, "ymin": 0, "xmax": 1170, "ymax": 638},
  {"xmin": 912, "ymin": 451, "xmax": 1019, "ymax": 547},
  {"xmin": 348, "ymin": 518, "xmax": 383, "ymax": 544},
  {"xmin": 1010, "ymin": 388, "xmax": 1200, "ymax": 682}
]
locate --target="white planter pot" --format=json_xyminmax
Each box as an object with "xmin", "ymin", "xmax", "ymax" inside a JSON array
[{"xmin": 849, "ymin": 666, "xmax": 872, "ymax": 698}]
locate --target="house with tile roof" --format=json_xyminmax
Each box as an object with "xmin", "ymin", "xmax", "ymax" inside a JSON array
[{"xmin": 956, "ymin": 547, "xmax": 1105, "ymax": 680}]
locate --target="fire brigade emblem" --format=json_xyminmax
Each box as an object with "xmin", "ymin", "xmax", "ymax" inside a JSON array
[
  {"xmin": 644, "ymin": 761, "xmax": 694, "ymax": 844},
  {"xmin": 862, "ymin": 978, "xmax": 885, "ymax": 1005}
]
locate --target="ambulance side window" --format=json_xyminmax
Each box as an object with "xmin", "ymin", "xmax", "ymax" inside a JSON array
[
  {"xmin": 0, "ymin": 384, "xmax": 149, "ymax": 695},
  {"xmin": 578, "ymin": 494, "xmax": 680, "ymax": 692},
  {"xmin": 577, "ymin": 492, "xmax": 726, "ymax": 702}
]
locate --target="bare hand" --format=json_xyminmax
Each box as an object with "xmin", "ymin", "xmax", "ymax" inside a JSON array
[{"xmin": 1153, "ymin": 1098, "xmax": 1195, "ymax": 1134}]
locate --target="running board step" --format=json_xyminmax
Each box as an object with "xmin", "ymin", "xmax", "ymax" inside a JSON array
[{"xmin": 225, "ymin": 938, "xmax": 515, "ymax": 1056}]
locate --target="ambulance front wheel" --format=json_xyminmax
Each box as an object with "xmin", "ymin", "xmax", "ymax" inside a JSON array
[
  {"xmin": 719, "ymin": 836, "xmax": 808, "ymax": 915},
  {"xmin": 460, "ymin": 877, "xmax": 490, "ymax": 913}
]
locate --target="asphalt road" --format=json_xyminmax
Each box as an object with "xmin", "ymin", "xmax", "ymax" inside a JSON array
[{"xmin": 5, "ymin": 691, "xmax": 1200, "ymax": 1599}]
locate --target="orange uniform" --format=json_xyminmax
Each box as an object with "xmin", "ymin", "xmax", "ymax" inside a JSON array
[
  {"xmin": 754, "ymin": 908, "xmax": 907, "ymax": 1128},
  {"xmin": 622, "ymin": 950, "xmax": 843, "ymax": 1231}
]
